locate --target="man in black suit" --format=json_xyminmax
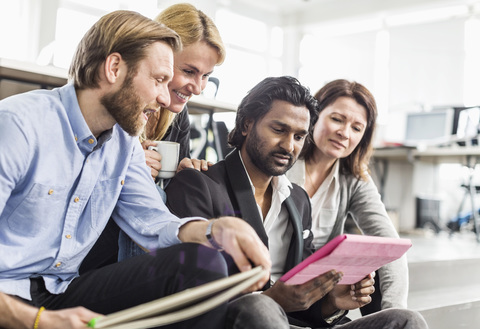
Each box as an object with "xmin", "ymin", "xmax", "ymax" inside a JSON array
[{"xmin": 165, "ymin": 76, "xmax": 428, "ymax": 329}]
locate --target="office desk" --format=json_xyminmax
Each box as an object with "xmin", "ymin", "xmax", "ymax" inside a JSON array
[
  {"xmin": 0, "ymin": 58, "xmax": 238, "ymax": 161},
  {"xmin": 372, "ymin": 145, "xmax": 480, "ymax": 240},
  {"xmin": 188, "ymin": 95, "xmax": 236, "ymax": 114},
  {"xmin": 373, "ymin": 146, "xmax": 480, "ymax": 164},
  {"xmin": 0, "ymin": 58, "xmax": 67, "ymax": 99}
]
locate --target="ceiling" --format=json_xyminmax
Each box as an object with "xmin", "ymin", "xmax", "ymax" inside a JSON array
[
  {"xmin": 226, "ymin": 0, "xmax": 330, "ymax": 14},
  {"xmin": 225, "ymin": 0, "xmax": 479, "ymax": 27}
]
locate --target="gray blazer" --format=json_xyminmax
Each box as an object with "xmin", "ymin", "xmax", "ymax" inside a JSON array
[{"xmin": 288, "ymin": 160, "xmax": 409, "ymax": 309}]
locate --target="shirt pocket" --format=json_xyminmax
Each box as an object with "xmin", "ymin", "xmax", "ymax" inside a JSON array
[
  {"xmin": 90, "ymin": 176, "xmax": 125, "ymax": 232},
  {"xmin": 7, "ymin": 183, "xmax": 69, "ymax": 237},
  {"xmin": 312, "ymin": 208, "xmax": 338, "ymax": 247}
]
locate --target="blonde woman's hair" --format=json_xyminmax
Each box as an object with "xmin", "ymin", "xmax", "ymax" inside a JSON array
[
  {"xmin": 156, "ymin": 3, "xmax": 225, "ymax": 64},
  {"xmin": 146, "ymin": 3, "xmax": 226, "ymax": 142}
]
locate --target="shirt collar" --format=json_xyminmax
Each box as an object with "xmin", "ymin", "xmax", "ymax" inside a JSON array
[
  {"xmin": 238, "ymin": 151, "xmax": 292, "ymax": 197},
  {"xmin": 58, "ymin": 83, "xmax": 113, "ymax": 153},
  {"xmin": 58, "ymin": 84, "xmax": 90, "ymax": 143}
]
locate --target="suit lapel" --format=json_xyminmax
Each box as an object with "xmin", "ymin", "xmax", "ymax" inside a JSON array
[
  {"xmin": 225, "ymin": 150, "xmax": 269, "ymax": 247},
  {"xmin": 284, "ymin": 195, "xmax": 304, "ymax": 271}
]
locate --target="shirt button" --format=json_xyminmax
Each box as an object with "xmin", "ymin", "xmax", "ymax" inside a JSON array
[
  {"xmin": 88, "ymin": 138, "xmax": 94, "ymax": 144},
  {"xmin": 48, "ymin": 189, "xmax": 54, "ymax": 195},
  {"xmin": 55, "ymin": 262, "xmax": 62, "ymax": 268},
  {"xmin": 74, "ymin": 197, "xmax": 80, "ymax": 203},
  {"xmin": 74, "ymin": 136, "xmax": 78, "ymax": 141},
  {"xmin": 121, "ymin": 180, "xmax": 125, "ymax": 185},
  {"xmin": 65, "ymin": 234, "xmax": 72, "ymax": 239}
]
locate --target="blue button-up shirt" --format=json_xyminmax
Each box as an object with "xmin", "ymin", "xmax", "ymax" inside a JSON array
[{"xmin": 0, "ymin": 84, "xmax": 202, "ymax": 300}]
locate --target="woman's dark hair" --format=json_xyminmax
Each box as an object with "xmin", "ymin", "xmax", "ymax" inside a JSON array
[{"xmin": 302, "ymin": 79, "xmax": 377, "ymax": 180}]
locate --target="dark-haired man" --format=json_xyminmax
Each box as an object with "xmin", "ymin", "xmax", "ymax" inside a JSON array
[{"xmin": 166, "ymin": 76, "xmax": 429, "ymax": 329}]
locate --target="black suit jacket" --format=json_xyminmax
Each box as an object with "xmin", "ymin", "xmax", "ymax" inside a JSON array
[
  {"xmin": 165, "ymin": 150, "xmax": 344, "ymax": 327},
  {"xmin": 165, "ymin": 149, "xmax": 315, "ymax": 273}
]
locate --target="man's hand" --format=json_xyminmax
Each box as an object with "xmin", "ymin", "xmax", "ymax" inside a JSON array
[
  {"xmin": 39, "ymin": 307, "xmax": 102, "ymax": 329},
  {"xmin": 177, "ymin": 157, "xmax": 212, "ymax": 172},
  {"xmin": 325, "ymin": 272, "xmax": 375, "ymax": 312},
  {"xmin": 262, "ymin": 270, "xmax": 343, "ymax": 313},
  {"xmin": 178, "ymin": 217, "xmax": 271, "ymax": 291},
  {"xmin": 141, "ymin": 140, "xmax": 162, "ymax": 180},
  {"xmin": 0, "ymin": 293, "xmax": 101, "ymax": 329}
]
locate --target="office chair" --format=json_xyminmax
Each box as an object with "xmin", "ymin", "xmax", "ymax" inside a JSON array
[{"xmin": 189, "ymin": 76, "xmax": 232, "ymax": 161}]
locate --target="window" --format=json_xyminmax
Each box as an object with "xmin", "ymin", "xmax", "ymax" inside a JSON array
[
  {"xmin": 52, "ymin": 8, "xmax": 98, "ymax": 68},
  {"xmin": 50, "ymin": 1, "xmax": 159, "ymax": 69},
  {"xmin": 215, "ymin": 8, "xmax": 268, "ymax": 52},
  {"xmin": 214, "ymin": 8, "xmax": 283, "ymax": 104},
  {"xmin": 298, "ymin": 31, "xmax": 377, "ymax": 94},
  {"xmin": 0, "ymin": 0, "xmax": 32, "ymax": 61}
]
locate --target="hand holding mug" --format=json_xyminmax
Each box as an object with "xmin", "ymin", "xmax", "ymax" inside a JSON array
[{"xmin": 142, "ymin": 140, "xmax": 180, "ymax": 180}]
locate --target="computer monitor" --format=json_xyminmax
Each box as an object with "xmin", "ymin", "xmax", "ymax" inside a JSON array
[{"xmin": 403, "ymin": 108, "xmax": 454, "ymax": 147}]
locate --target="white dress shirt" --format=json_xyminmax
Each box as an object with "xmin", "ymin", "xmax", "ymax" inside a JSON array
[{"xmin": 238, "ymin": 154, "xmax": 293, "ymax": 282}]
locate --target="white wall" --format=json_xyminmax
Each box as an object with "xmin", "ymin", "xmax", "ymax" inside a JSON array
[{"xmin": 389, "ymin": 18, "xmax": 465, "ymax": 110}]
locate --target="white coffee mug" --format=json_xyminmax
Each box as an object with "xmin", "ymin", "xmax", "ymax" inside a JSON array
[{"xmin": 148, "ymin": 141, "xmax": 180, "ymax": 179}]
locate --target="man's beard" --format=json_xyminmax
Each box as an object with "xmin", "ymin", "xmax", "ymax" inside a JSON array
[
  {"xmin": 101, "ymin": 75, "xmax": 145, "ymax": 137},
  {"xmin": 245, "ymin": 124, "xmax": 295, "ymax": 177}
]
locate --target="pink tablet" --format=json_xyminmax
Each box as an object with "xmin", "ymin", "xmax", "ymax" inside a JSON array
[{"xmin": 280, "ymin": 234, "xmax": 412, "ymax": 285}]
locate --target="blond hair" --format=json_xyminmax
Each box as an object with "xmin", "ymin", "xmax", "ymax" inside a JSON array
[{"xmin": 146, "ymin": 3, "xmax": 226, "ymax": 141}]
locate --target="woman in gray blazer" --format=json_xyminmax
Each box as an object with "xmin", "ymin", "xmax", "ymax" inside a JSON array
[{"xmin": 287, "ymin": 79, "xmax": 408, "ymax": 314}]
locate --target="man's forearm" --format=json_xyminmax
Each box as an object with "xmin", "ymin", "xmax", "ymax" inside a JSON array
[
  {"xmin": 0, "ymin": 292, "xmax": 37, "ymax": 329},
  {"xmin": 177, "ymin": 219, "xmax": 211, "ymax": 246},
  {"xmin": 177, "ymin": 216, "xmax": 272, "ymax": 292}
]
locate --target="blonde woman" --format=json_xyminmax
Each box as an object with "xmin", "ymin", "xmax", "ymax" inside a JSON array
[
  {"xmin": 142, "ymin": 3, "xmax": 226, "ymax": 180},
  {"xmin": 117, "ymin": 3, "xmax": 227, "ymax": 260}
]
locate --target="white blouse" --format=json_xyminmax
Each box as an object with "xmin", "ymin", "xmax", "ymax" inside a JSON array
[{"xmin": 287, "ymin": 159, "xmax": 341, "ymax": 247}]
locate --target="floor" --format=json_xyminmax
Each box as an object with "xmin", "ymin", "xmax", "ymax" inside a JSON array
[
  {"xmin": 349, "ymin": 228, "xmax": 480, "ymax": 325},
  {"xmin": 401, "ymin": 228, "xmax": 480, "ymax": 263}
]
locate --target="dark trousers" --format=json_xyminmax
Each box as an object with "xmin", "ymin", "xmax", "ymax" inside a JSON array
[
  {"xmin": 28, "ymin": 243, "xmax": 228, "ymax": 329},
  {"xmin": 78, "ymin": 218, "xmax": 120, "ymax": 274}
]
